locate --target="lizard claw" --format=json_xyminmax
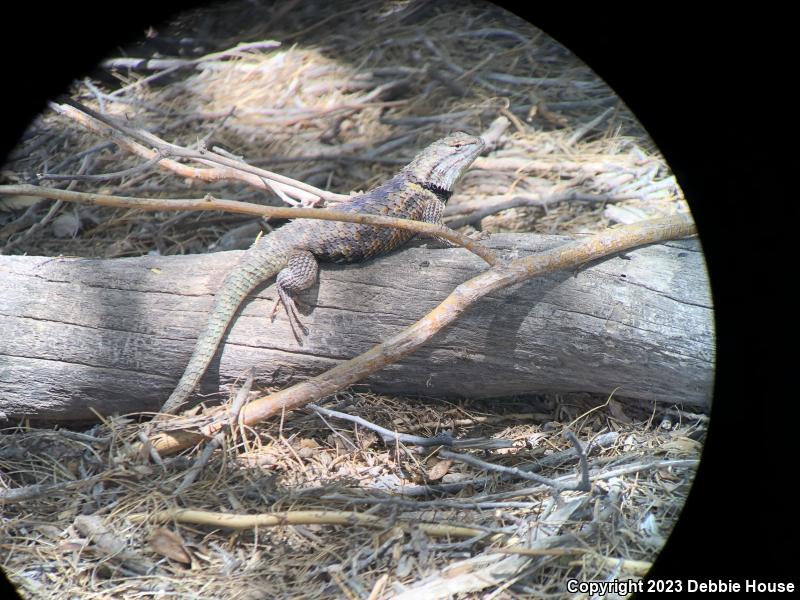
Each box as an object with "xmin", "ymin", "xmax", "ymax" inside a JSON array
[
  {"xmin": 269, "ymin": 297, "xmax": 282, "ymax": 323},
  {"xmin": 275, "ymin": 288, "xmax": 309, "ymax": 343}
]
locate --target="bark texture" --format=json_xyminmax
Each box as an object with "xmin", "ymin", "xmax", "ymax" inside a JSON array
[{"xmin": 0, "ymin": 234, "xmax": 714, "ymax": 420}]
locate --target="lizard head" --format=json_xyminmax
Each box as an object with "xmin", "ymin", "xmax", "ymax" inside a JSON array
[{"xmin": 405, "ymin": 132, "xmax": 485, "ymax": 194}]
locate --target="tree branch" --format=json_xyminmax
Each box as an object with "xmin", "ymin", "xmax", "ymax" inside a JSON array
[
  {"xmin": 145, "ymin": 214, "xmax": 696, "ymax": 456},
  {"xmin": 50, "ymin": 99, "xmax": 345, "ymax": 205},
  {"xmin": 0, "ymin": 184, "xmax": 498, "ymax": 265}
]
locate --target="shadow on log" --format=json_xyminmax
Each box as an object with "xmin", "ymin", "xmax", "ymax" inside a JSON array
[{"xmin": 0, "ymin": 234, "xmax": 714, "ymax": 420}]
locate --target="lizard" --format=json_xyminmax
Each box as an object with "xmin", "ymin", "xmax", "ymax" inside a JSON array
[{"xmin": 160, "ymin": 132, "xmax": 485, "ymax": 415}]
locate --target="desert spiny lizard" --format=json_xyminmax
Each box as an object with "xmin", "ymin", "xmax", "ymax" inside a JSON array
[{"xmin": 160, "ymin": 132, "xmax": 485, "ymax": 414}]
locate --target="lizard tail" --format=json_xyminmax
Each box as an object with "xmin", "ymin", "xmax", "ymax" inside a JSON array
[{"xmin": 160, "ymin": 242, "xmax": 287, "ymax": 414}]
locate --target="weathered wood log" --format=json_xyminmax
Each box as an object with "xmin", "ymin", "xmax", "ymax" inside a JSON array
[{"xmin": 0, "ymin": 234, "xmax": 714, "ymax": 420}]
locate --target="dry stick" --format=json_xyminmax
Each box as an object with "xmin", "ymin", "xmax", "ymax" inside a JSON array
[
  {"xmin": 37, "ymin": 152, "xmax": 164, "ymax": 182},
  {"xmin": 101, "ymin": 57, "xmax": 198, "ymax": 71},
  {"xmin": 0, "ymin": 199, "xmax": 49, "ymax": 240},
  {"xmin": 174, "ymin": 370, "xmax": 254, "ymax": 496},
  {"xmin": 0, "ymin": 199, "xmax": 63, "ymax": 255},
  {"xmin": 371, "ymin": 432, "xmax": 621, "ymax": 498},
  {"xmin": 1, "ymin": 144, "xmax": 111, "ymax": 241},
  {"xmin": 562, "ymin": 430, "xmax": 591, "ymax": 491},
  {"xmin": 50, "ymin": 100, "xmax": 345, "ymax": 204},
  {"xmin": 67, "ymin": 97, "xmax": 343, "ymax": 200},
  {"xmin": 130, "ymin": 508, "xmax": 494, "ymax": 540},
  {"xmin": 472, "ymin": 155, "xmax": 617, "ymax": 175},
  {"xmin": 321, "ymin": 494, "xmax": 543, "ymax": 511},
  {"xmin": 444, "ymin": 191, "xmax": 634, "ymax": 229},
  {"xmin": 49, "ymin": 102, "xmax": 291, "ymax": 197},
  {"xmin": 44, "ymin": 141, "xmax": 117, "ymax": 175},
  {"xmin": 438, "ymin": 448, "xmax": 575, "ymax": 491},
  {"xmin": 565, "ymin": 106, "xmax": 615, "ymax": 147},
  {"xmin": 137, "ymin": 429, "xmax": 165, "ymax": 468},
  {"xmin": 570, "ymin": 554, "xmax": 652, "ymax": 577},
  {"xmin": 437, "ymin": 428, "xmax": 591, "ymax": 493},
  {"xmin": 73, "ymin": 515, "xmax": 153, "ymax": 575},
  {"xmin": 59, "ymin": 99, "xmax": 331, "ymax": 205},
  {"xmin": 1, "ymin": 154, "xmax": 93, "ymax": 254},
  {"xmin": 145, "ymin": 214, "xmax": 696, "ymax": 457},
  {"xmin": 497, "ymin": 546, "xmax": 588, "ymax": 557},
  {"xmin": 307, "ymin": 403, "xmax": 516, "ymax": 449},
  {"xmin": 0, "ymin": 473, "xmax": 109, "ymax": 504},
  {"xmin": 0, "ymin": 184, "xmax": 497, "ymax": 266},
  {"xmin": 479, "ymin": 115, "xmax": 511, "ymax": 150},
  {"xmin": 471, "ymin": 458, "xmax": 699, "ymax": 503},
  {"xmin": 105, "ymin": 40, "xmax": 282, "ymax": 98}
]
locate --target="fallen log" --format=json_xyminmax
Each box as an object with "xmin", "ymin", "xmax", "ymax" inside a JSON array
[{"xmin": 0, "ymin": 234, "xmax": 714, "ymax": 420}]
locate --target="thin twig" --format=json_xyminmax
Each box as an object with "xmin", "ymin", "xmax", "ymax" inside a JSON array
[
  {"xmin": 73, "ymin": 515, "xmax": 153, "ymax": 575},
  {"xmin": 174, "ymin": 370, "xmax": 254, "ymax": 495},
  {"xmin": 444, "ymin": 191, "xmax": 633, "ymax": 229},
  {"xmin": 173, "ymin": 431, "xmax": 221, "ymax": 495},
  {"xmin": 83, "ymin": 78, "xmax": 107, "ymax": 114},
  {"xmin": 480, "ymin": 116, "xmax": 511, "ymax": 150},
  {"xmin": 320, "ymin": 494, "xmax": 545, "ymax": 511},
  {"xmin": 1, "ymin": 154, "xmax": 94, "ymax": 254},
  {"xmin": 0, "ymin": 199, "xmax": 49, "ymax": 241},
  {"xmin": 308, "ymin": 403, "xmax": 516, "ymax": 449},
  {"xmin": 0, "ymin": 473, "xmax": 109, "ymax": 504},
  {"xmin": 562, "ymin": 430, "xmax": 591, "ymax": 491},
  {"xmin": 106, "ymin": 40, "xmax": 281, "ymax": 98},
  {"xmin": 371, "ymin": 431, "xmax": 620, "ymax": 497},
  {"xmin": 137, "ymin": 429, "xmax": 165, "ymax": 468},
  {"xmin": 565, "ymin": 107, "xmax": 614, "ymax": 147},
  {"xmin": 0, "ymin": 199, "xmax": 64, "ymax": 254},
  {"xmin": 438, "ymin": 448, "xmax": 580, "ymax": 492},
  {"xmin": 227, "ymin": 368, "xmax": 254, "ymax": 429},
  {"xmin": 0, "ymin": 184, "xmax": 498, "ymax": 265},
  {"xmin": 51, "ymin": 99, "xmax": 344, "ymax": 205},
  {"xmin": 37, "ymin": 153, "xmax": 163, "ymax": 183},
  {"xmin": 471, "ymin": 458, "xmax": 699, "ymax": 502},
  {"xmin": 45, "ymin": 141, "xmax": 117, "ymax": 176}
]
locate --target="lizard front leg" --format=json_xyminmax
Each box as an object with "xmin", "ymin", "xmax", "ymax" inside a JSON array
[
  {"xmin": 269, "ymin": 249, "xmax": 319, "ymax": 343},
  {"xmin": 422, "ymin": 197, "xmax": 490, "ymax": 244},
  {"xmin": 420, "ymin": 198, "xmax": 460, "ymax": 247},
  {"xmin": 422, "ymin": 197, "xmax": 446, "ymax": 226}
]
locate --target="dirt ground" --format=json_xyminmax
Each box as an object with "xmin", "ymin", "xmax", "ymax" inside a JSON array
[{"xmin": 1, "ymin": 1, "xmax": 706, "ymax": 598}]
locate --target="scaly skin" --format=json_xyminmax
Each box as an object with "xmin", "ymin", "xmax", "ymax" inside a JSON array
[{"xmin": 161, "ymin": 132, "xmax": 485, "ymax": 414}]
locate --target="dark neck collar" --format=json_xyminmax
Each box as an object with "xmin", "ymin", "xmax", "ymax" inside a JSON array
[{"xmin": 419, "ymin": 182, "xmax": 452, "ymax": 202}]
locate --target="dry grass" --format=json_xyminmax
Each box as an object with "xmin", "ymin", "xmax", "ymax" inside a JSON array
[
  {"xmin": 1, "ymin": 0, "xmax": 701, "ymax": 597},
  {"xmin": 3, "ymin": 393, "xmax": 703, "ymax": 599}
]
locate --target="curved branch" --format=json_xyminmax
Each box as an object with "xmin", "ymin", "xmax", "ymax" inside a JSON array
[{"xmin": 146, "ymin": 214, "xmax": 696, "ymax": 456}]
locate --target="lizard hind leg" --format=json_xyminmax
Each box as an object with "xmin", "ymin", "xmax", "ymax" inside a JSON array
[{"xmin": 270, "ymin": 249, "xmax": 319, "ymax": 343}]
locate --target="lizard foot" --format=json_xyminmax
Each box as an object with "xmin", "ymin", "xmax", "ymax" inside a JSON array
[{"xmin": 270, "ymin": 288, "xmax": 309, "ymax": 344}]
